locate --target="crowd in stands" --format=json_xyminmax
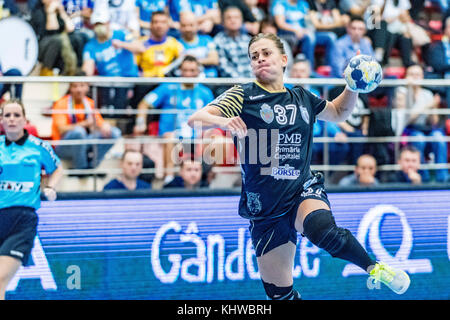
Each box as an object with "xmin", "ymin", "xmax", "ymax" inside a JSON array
[{"xmin": 0, "ymin": 0, "xmax": 449, "ymax": 190}]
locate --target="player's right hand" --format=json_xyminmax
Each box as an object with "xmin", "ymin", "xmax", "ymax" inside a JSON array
[{"xmin": 221, "ymin": 116, "xmax": 247, "ymax": 139}]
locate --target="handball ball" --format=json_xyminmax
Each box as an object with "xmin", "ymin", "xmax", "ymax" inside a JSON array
[{"xmin": 344, "ymin": 55, "xmax": 383, "ymax": 93}]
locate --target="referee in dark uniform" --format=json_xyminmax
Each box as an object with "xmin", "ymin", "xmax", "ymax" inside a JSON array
[
  {"xmin": 188, "ymin": 33, "xmax": 410, "ymax": 299},
  {"xmin": 0, "ymin": 99, "xmax": 63, "ymax": 299}
]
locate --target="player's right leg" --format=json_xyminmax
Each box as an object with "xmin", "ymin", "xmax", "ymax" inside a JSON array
[
  {"xmin": 0, "ymin": 256, "xmax": 22, "ymax": 300},
  {"xmin": 296, "ymin": 199, "xmax": 410, "ymax": 295}
]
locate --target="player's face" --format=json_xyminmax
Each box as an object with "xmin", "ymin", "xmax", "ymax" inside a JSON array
[
  {"xmin": 180, "ymin": 161, "xmax": 202, "ymax": 187},
  {"xmin": 249, "ymin": 38, "xmax": 287, "ymax": 83},
  {"xmin": 398, "ymin": 151, "xmax": 421, "ymax": 173},
  {"xmin": 122, "ymin": 152, "xmax": 143, "ymax": 180},
  {"xmin": 0, "ymin": 103, "xmax": 26, "ymax": 135}
]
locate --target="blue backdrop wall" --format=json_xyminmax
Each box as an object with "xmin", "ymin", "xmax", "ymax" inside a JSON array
[{"xmin": 6, "ymin": 188, "xmax": 450, "ymax": 300}]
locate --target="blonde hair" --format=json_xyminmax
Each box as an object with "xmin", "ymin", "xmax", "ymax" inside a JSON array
[
  {"xmin": 248, "ymin": 33, "xmax": 286, "ymax": 57},
  {"xmin": 0, "ymin": 99, "xmax": 26, "ymax": 117}
]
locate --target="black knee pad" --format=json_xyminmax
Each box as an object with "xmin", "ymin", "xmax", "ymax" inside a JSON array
[
  {"xmin": 302, "ymin": 209, "xmax": 351, "ymax": 257},
  {"xmin": 261, "ymin": 280, "xmax": 301, "ymax": 300}
]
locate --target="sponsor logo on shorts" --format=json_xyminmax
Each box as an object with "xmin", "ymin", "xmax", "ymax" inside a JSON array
[
  {"xmin": 246, "ymin": 192, "xmax": 262, "ymax": 215},
  {"xmin": 271, "ymin": 165, "xmax": 301, "ymax": 180},
  {"xmin": 10, "ymin": 250, "xmax": 24, "ymax": 258},
  {"xmin": 301, "ymin": 187, "xmax": 324, "ymax": 198}
]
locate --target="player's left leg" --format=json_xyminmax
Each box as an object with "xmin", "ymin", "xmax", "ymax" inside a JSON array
[{"xmin": 295, "ymin": 199, "xmax": 410, "ymax": 295}]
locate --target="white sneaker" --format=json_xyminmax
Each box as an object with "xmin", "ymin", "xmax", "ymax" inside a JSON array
[{"xmin": 368, "ymin": 262, "xmax": 410, "ymax": 295}]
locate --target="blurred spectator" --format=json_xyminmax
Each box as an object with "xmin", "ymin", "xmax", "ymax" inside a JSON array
[
  {"xmin": 1, "ymin": 0, "xmax": 38, "ymax": 17},
  {"xmin": 30, "ymin": 0, "xmax": 84, "ymax": 75},
  {"xmin": 388, "ymin": 145, "xmax": 422, "ymax": 184},
  {"xmin": 339, "ymin": 154, "xmax": 380, "ymax": 186},
  {"xmin": 136, "ymin": 0, "xmax": 168, "ymax": 36},
  {"xmin": 307, "ymin": 0, "xmax": 348, "ymax": 66},
  {"xmin": 429, "ymin": 0, "xmax": 448, "ymax": 13},
  {"xmin": 213, "ymin": 6, "xmax": 252, "ymax": 79},
  {"xmin": 103, "ymin": 150, "xmax": 151, "ymax": 190},
  {"xmin": 245, "ymin": 0, "xmax": 266, "ymax": 22},
  {"xmin": 330, "ymin": 16, "xmax": 374, "ymax": 78},
  {"xmin": 271, "ymin": 0, "xmax": 315, "ymax": 67},
  {"xmin": 392, "ymin": 64, "xmax": 448, "ymax": 183},
  {"xmin": 338, "ymin": 0, "xmax": 371, "ymax": 18},
  {"xmin": 132, "ymin": 11, "xmax": 183, "ymax": 77},
  {"xmin": 164, "ymin": 158, "xmax": 208, "ymax": 189},
  {"xmin": 62, "ymin": 0, "xmax": 94, "ymax": 35},
  {"xmin": 123, "ymin": 140, "xmax": 156, "ymax": 184},
  {"xmin": 287, "ymin": 57, "xmax": 351, "ymax": 165},
  {"xmin": 134, "ymin": 55, "xmax": 214, "ymax": 180},
  {"xmin": 312, "ymin": 119, "xmax": 351, "ymax": 165},
  {"xmin": 219, "ymin": 0, "xmax": 260, "ymax": 35},
  {"xmin": 259, "ymin": 19, "xmax": 294, "ymax": 75},
  {"xmin": 93, "ymin": 0, "xmax": 140, "ymax": 38},
  {"xmin": 425, "ymin": 16, "xmax": 450, "ymax": 109},
  {"xmin": 178, "ymin": 11, "xmax": 219, "ymax": 77},
  {"xmin": 332, "ymin": 88, "xmax": 370, "ymax": 164},
  {"xmin": 287, "ymin": 57, "xmax": 320, "ymax": 94},
  {"xmin": 51, "ymin": 74, "xmax": 121, "ymax": 169},
  {"xmin": 0, "ymin": 60, "xmax": 22, "ymax": 100},
  {"xmin": 82, "ymin": 10, "xmax": 138, "ymax": 117},
  {"xmin": 124, "ymin": 11, "xmax": 184, "ymax": 112},
  {"xmin": 367, "ymin": 0, "xmax": 413, "ymax": 67},
  {"xmin": 170, "ymin": 0, "xmax": 221, "ymax": 35}
]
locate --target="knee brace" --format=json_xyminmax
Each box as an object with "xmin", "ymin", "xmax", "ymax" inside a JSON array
[
  {"xmin": 302, "ymin": 209, "xmax": 351, "ymax": 257},
  {"xmin": 302, "ymin": 209, "xmax": 375, "ymax": 271},
  {"xmin": 262, "ymin": 280, "xmax": 302, "ymax": 300}
]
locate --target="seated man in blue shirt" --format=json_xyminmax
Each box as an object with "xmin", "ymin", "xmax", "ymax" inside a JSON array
[
  {"xmin": 134, "ymin": 55, "xmax": 214, "ymax": 181},
  {"xmin": 103, "ymin": 150, "xmax": 151, "ymax": 190},
  {"xmin": 388, "ymin": 146, "xmax": 423, "ymax": 185},
  {"xmin": 164, "ymin": 158, "xmax": 208, "ymax": 189},
  {"xmin": 330, "ymin": 17, "xmax": 374, "ymax": 78},
  {"xmin": 339, "ymin": 154, "xmax": 380, "ymax": 187}
]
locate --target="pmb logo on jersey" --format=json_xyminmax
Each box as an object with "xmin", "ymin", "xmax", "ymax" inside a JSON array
[
  {"xmin": 260, "ymin": 104, "xmax": 274, "ymax": 124},
  {"xmin": 271, "ymin": 164, "xmax": 301, "ymax": 180}
]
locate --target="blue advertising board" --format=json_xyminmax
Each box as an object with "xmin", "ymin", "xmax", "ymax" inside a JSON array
[{"xmin": 6, "ymin": 189, "xmax": 450, "ymax": 300}]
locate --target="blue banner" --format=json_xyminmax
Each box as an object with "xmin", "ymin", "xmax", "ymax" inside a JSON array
[{"xmin": 6, "ymin": 189, "xmax": 450, "ymax": 300}]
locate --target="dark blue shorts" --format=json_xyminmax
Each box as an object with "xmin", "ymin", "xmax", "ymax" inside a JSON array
[
  {"xmin": 0, "ymin": 206, "xmax": 38, "ymax": 266},
  {"xmin": 249, "ymin": 172, "xmax": 330, "ymax": 257}
]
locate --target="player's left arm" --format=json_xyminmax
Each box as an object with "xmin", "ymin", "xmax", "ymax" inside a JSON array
[{"xmin": 317, "ymin": 88, "xmax": 359, "ymax": 123}]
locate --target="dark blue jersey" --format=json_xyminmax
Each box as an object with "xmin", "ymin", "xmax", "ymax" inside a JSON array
[{"xmin": 210, "ymin": 82, "xmax": 327, "ymax": 220}]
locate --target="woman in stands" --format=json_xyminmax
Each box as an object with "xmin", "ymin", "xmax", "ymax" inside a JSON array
[{"xmin": 0, "ymin": 99, "xmax": 63, "ymax": 299}]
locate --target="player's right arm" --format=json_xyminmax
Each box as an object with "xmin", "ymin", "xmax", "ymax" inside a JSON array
[{"xmin": 188, "ymin": 85, "xmax": 247, "ymax": 137}]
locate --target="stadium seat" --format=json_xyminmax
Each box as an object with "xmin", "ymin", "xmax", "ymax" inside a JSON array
[
  {"xmin": 384, "ymin": 66, "xmax": 406, "ymax": 79},
  {"xmin": 316, "ymin": 65, "xmax": 331, "ymax": 77}
]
